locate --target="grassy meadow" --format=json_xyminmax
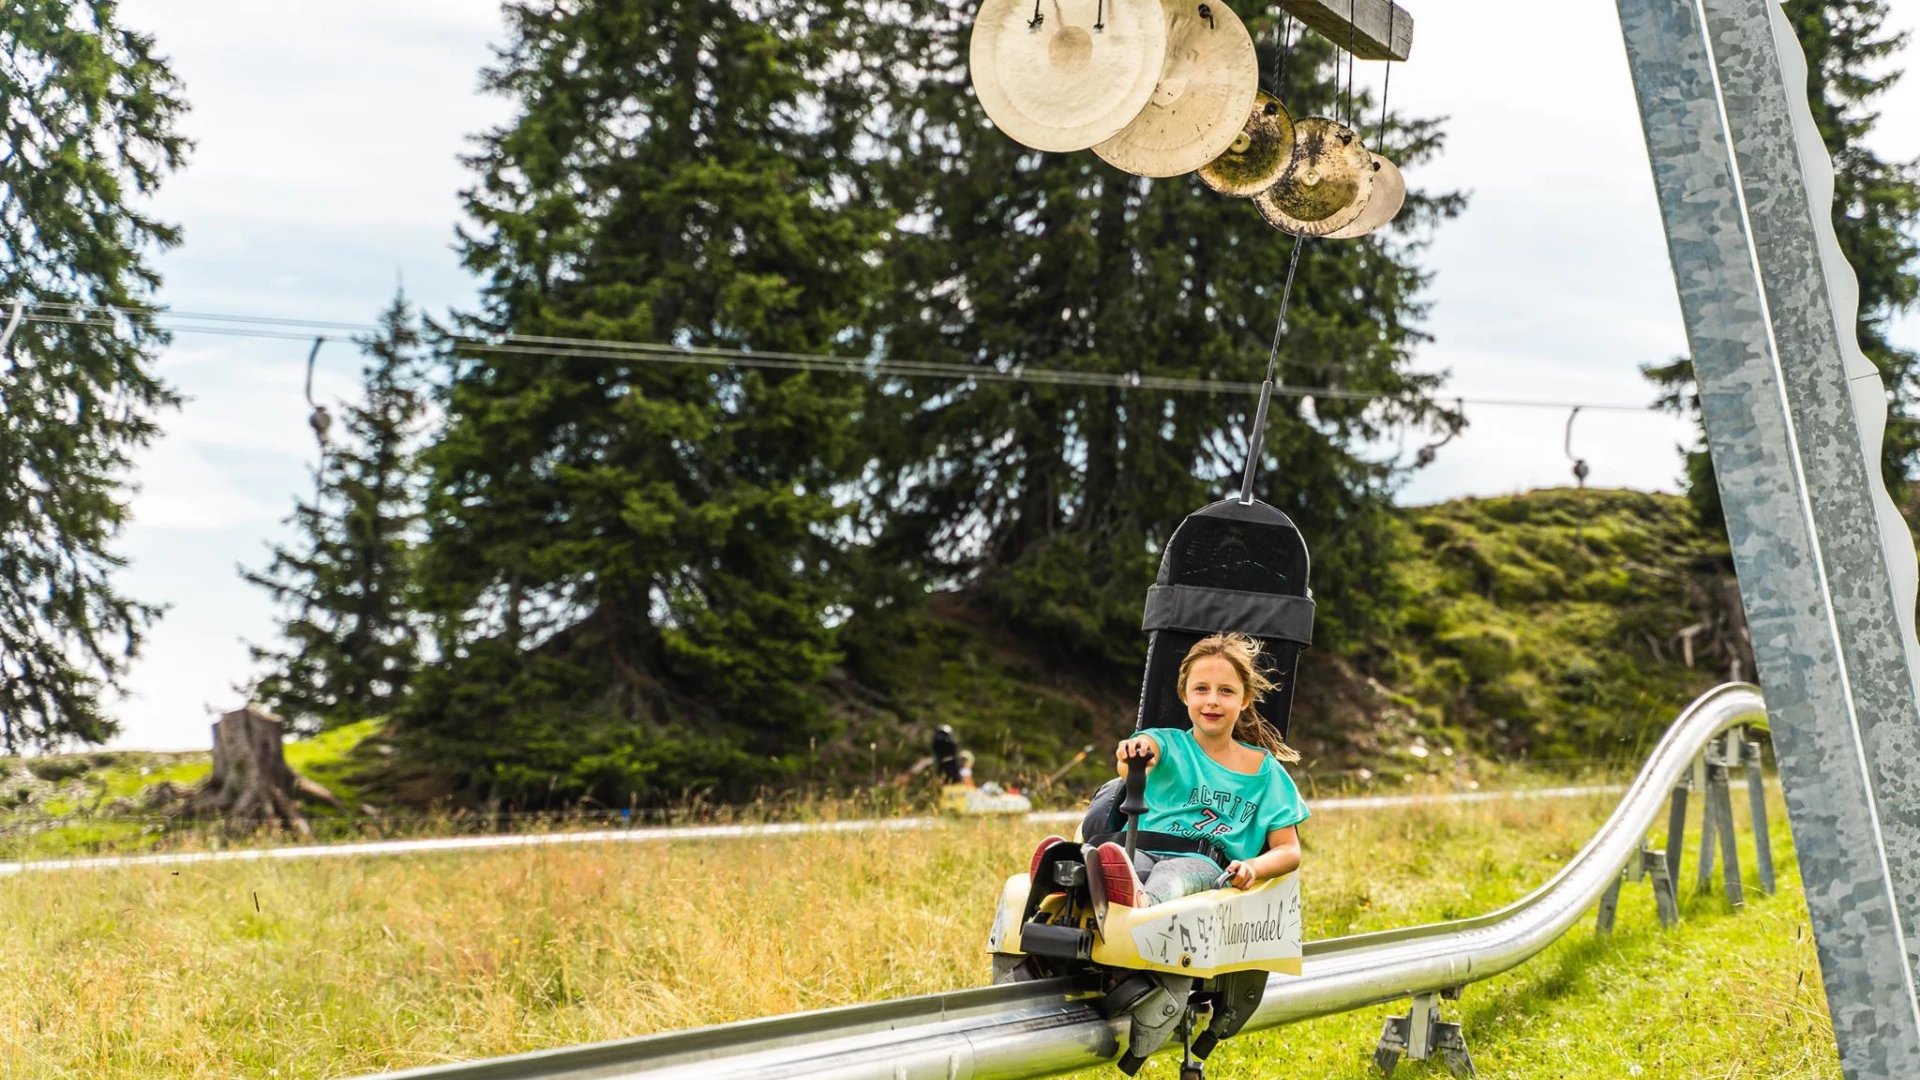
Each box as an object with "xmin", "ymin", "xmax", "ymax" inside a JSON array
[{"xmin": 0, "ymin": 784, "xmax": 1836, "ymax": 1079}]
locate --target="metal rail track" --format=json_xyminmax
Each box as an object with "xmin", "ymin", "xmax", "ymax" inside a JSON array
[{"xmin": 351, "ymin": 683, "xmax": 1767, "ymax": 1080}]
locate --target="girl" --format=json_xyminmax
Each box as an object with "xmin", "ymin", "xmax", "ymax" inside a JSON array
[{"xmin": 1091, "ymin": 632, "xmax": 1308, "ymax": 908}]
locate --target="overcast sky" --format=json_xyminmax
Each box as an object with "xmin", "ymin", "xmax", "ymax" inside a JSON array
[{"xmin": 100, "ymin": 0, "xmax": 1920, "ymax": 749}]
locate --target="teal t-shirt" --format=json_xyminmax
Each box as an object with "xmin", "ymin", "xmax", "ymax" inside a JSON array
[{"xmin": 1136, "ymin": 727, "xmax": 1310, "ymax": 863}]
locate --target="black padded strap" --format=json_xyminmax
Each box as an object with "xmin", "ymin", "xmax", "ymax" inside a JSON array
[
  {"xmin": 1085, "ymin": 831, "xmax": 1231, "ymax": 869},
  {"xmin": 1141, "ymin": 584, "xmax": 1315, "ymax": 646}
]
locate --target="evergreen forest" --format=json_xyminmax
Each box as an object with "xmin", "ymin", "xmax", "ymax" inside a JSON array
[{"xmin": 4, "ymin": 0, "xmax": 1918, "ymax": 810}]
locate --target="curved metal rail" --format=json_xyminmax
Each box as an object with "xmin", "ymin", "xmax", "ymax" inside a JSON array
[{"xmin": 354, "ymin": 683, "xmax": 1767, "ymax": 1080}]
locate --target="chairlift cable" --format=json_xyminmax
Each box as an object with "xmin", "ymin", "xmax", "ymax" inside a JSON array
[{"xmin": 11, "ymin": 303, "xmax": 1667, "ymax": 415}]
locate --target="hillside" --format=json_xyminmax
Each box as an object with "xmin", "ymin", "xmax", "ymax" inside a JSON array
[{"xmin": 824, "ymin": 487, "xmax": 1742, "ymax": 794}]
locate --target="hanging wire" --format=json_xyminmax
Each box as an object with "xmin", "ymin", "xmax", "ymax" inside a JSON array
[
  {"xmin": 1564, "ymin": 406, "xmax": 1590, "ymax": 487},
  {"xmin": 1414, "ymin": 398, "xmax": 1465, "ymax": 467},
  {"xmin": 1273, "ymin": 13, "xmax": 1294, "ymax": 92},
  {"xmin": 1263, "ymin": 234, "xmax": 1307, "ymax": 386},
  {"xmin": 7, "ymin": 299, "xmax": 1662, "ymax": 414},
  {"xmin": 1376, "ymin": 2, "xmax": 1395, "ymax": 148},
  {"xmin": 1559, "ymin": 407, "xmax": 1589, "ymax": 549},
  {"xmin": 1240, "ymin": 233, "xmax": 1309, "ymax": 503},
  {"xmin": 304, "ymin": 336, "xmax": 334, "ymax": 451},
  {"xmin": 302, "ymin": 337, "xmax": 333, "ymax": 539},
  {"xmin": 1344, "ymin": 0, "xmax": 1357, "ymax": 127}
]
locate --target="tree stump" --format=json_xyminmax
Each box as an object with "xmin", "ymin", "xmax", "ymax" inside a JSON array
[{"xmin": 178, "ymin": 707, "xmax": 340, "ymax": 836}]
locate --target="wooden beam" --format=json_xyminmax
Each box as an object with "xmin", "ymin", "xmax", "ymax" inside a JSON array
[{"xmin": 1277, "ymin": 0, "xmax": 1413, "ymax": 62}]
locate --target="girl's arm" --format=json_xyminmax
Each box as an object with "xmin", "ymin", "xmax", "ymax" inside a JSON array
[
  {"xmin": 1223, "ymin": 826, "xmax": 1301, "ymax": 888},
  {"xmin": 1114, "ymin": 732, "xmax": 1162, "ymax": 775}
]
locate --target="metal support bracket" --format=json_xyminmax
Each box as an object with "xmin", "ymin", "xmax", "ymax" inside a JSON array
[
  {"xmin": 1374, "ymin": 990, "xmax": 1474, "ymax": 1078},
  {"xmin": 1696, "ymin": 736, "xmax": 1746, "ymax": 909},
  {"xmin": 1597, "ymin": 843, "xmax": 1680, "ymax": 934}
]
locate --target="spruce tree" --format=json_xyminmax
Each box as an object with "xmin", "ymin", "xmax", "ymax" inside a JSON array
[
  {"xmin": 1647, "ymin": 0, "xmax": 1920, "ymax": 528},
  {"xmin": 860, "ymin": 11, "xmax": 1461, "ymax": 668},
  {"xmin": 0, "ymin": 1, "xmax": 188, "ymax": 750},
  {"xmin": 244, "ymin": 293, "xmax": 426, "ymax": 732},
  {"xmin": 406, "ymin": 0, "xmax": 888, "ymax": 802}
]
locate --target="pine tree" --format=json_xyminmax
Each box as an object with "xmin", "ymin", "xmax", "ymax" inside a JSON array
[
  {"xmin": 404, "ymin": 0, "xmax": 889, "ymax": 802},
  {"xmin": 1647, "ymin": 0, "xmax": 1920, "ymax": 528},
  {"xmin": 857, "ymin": 10, "xmax": 1462, "ymax": 669},
  {"xmin": 244, "ymin": 293, "xmax": 426, "ymax": 732},
  {"xmin": 0, "ymin": 1, "xmax": 189, "ymax": 750}
]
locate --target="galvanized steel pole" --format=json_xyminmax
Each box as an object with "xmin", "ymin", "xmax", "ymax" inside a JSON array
[{"xmin": 1616, "ymin": 0, "xmax": 1920, "ymax": 1073}]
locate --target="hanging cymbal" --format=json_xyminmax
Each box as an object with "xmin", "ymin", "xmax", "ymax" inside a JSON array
[
  {"xmin": 969, "ymin": 0, "xmax": 1168, "ymax": 154},
  {"xmin": 1091, "ymin": 0, "xmax": 1259, "ymax": 178},
  {"xmin": 1197, "ymin": 90, "xmax": 1294, "ymax": 196},
  {"xmin": 1324, "ymin": 153, "xmax": 1407, "ymax": 239},
  {"xmin": 1253, "ymin": 116, "xmax": 1374, "ymax": 236}
]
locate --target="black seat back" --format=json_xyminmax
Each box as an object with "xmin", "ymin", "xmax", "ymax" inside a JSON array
[{"xmin": 1133, "ymin": 498, "xmax": 1313, "ymax": 740}]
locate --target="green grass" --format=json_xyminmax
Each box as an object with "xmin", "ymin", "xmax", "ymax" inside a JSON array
[
  {"xmin": 1382, "ymin": 490, "xmax": 1736, "ymax": 764},
  {"xmin": 0, "ymin": 719, "xmax": 387, "ymax": 859},
  {"xmin": 0, "ymin": 781, "xmax": 1837, "ymax": 1078},
  {"xmin": 1168, "ymin": 788, "xmax": 1835, "ymax": 1080}
]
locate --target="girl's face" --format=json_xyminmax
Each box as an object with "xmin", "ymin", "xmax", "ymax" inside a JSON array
[{"xmin": 1182, "ymin": 655, "xmax": 1247, "ymax": 739}]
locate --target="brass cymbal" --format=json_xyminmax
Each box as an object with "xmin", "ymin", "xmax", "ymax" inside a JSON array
[
  {"xmin": 1324, "ymin": 153, "xmax": 1406, "ymax": 239},
  {"xmin": 969, "ymin": 0, "xmax": 1168, "ymax": 153},
  {"xmin": 1197, "ymin": 90, "xmax": 1294, "ymax": 196},
  {"xmin": 1253, "ymin": 116, "xmax": 1374, "ymax": 236},
  {"xmin": 1091, "ymin": 0, "xmax": 1259, "ymax": 178}
]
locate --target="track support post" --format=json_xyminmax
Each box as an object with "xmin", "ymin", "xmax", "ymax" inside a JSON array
[
  {"xmin": 1742, "ymin": 732, "xmax": 1776, "ymax": 895},
  {"xmin": 1374, "ymin": 989, "xmax": 1474, "ymax": 1078},
  {"xmin": 1664, "ymin": 775, "xmax": 1689, "ymax": 894},
  {"xmin": 1597, "ymin": 843, "xmax": 1679, "ymax": 934},
  {"xmin": 1694, "ymin": 734, "xmax": 1746, "ymax": 909}
]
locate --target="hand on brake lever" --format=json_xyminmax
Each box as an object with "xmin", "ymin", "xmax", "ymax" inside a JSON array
[{"xmin": 1115, "ymin": 736, "xmax": 1158, "ymax": 771}]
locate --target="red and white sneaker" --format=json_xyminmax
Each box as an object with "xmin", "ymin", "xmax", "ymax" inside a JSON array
[
  {"xmin": 1028, "ymin": 835, "xmax": 1068, "ymax": 882},
  {"xmin": 1088, "ymin": 841, "xmax": 1142, "ymax": 914}
]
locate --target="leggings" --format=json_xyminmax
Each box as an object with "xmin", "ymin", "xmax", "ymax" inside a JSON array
[
  {"xmin": 1081, "ymin": 777, "xmax": 1225, "ymax": 905},
  {"xmin": 1131, "ymin": 850, "xmax": 1224, "ymax": 905}
]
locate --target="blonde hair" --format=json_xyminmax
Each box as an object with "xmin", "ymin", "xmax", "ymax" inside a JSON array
[{"xmin": 1177, "ymin": 633, "xmax": 1300, "ymax": 763}]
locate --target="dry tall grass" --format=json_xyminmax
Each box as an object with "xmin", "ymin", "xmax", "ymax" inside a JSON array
[{"xmin": 0, "ymin": 788, "xmax": 1832, "ymax": 1078}]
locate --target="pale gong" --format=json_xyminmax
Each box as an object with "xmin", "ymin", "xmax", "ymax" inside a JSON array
[
  {"xmin": 969, "ymin": 0, "xmax": 1169, "ymax": 153},
  {"xmin": 1324, "ymin": 153, "xmax": 1406, "ymax": 238},
  {"xmin": 1197, "ymin": 91, "xmax": 1295, "ymax": 197},
  {"xmin": 1091, "ymin": 0, "xmax": 1259, "ymax": 178},
  {"xmin": 1254, "ymin": 116, "xmax": 1374, "ymax": 236}
]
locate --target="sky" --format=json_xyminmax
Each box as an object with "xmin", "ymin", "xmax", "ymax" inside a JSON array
[{"xmin": 98, "ymin": 0, "xmax": 1920, "ymax": 750}]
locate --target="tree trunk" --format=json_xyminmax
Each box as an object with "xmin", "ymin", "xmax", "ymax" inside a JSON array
[{"xmin": 178, "ymin": 707, "xmax": 340, "ymax": 836}]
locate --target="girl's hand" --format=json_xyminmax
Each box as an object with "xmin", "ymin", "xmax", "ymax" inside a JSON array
[
  {"xmin": 1115, "ymin": 736, "xmax": 1159, "ymax": 770},
  {"xmin": 1222, "ymin": 861, "xmax": 1258, "ymax": 889}
]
